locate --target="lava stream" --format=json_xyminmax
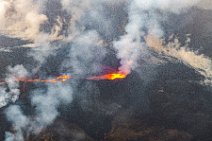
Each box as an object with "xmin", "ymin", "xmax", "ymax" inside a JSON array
[
  {"xmin": 17, "ymin": 74, "xmax": 72, "ymax": 83},
  {"xmin": 6, "ymin": 71, "xmax": 128, "ymax": 84},
  {"xmin": 87, "ymin": 71, "xmax": 127, "ymax": 81}
]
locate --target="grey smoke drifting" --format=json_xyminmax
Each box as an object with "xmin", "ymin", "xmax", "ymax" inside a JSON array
[
  {"xmin": 5, "ymin": 105, "xmax": 29, "ymax": 141},
  {"xmin": 113, "ymin": 0, "xmax": 201, "ymax": 74},
  {"xmin": 5, "ymin": 83, "xmax": 73, "ymax": 141},
  {"xmin": 0, "ymin": 65, "xmax": 28, "ymax": 108},
  {"xmin": 0, "ymin": 0, "xmax": 211, "ymax": 141},
  {"xmin": 0, "ymin": 0, "xmax": 47, "ymax": 40},
  {"xmin": 62, "ymin": 31, "xmax": 106, "ymax": 76}
]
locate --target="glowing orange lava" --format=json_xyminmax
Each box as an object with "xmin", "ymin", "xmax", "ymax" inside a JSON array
[
  {"xmin": 17, "ymin": 74, "xmax": 72, "ymax": 83},
  {"xmin": 6, "ymin": 70, "xmax": 128, "ymax": 84},
  {"xmin": 87, "ymin": 71, "xmax": 127, "ymax": 81}
]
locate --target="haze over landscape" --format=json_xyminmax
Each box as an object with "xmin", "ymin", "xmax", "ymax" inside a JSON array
[{"xmin": 0, "ymin": 0, "xmax": 212, "ymax": 141}]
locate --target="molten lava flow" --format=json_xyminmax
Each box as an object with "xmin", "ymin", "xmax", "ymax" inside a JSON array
[
  {"xmin": 7, "ymin": 68, "xmax": 128, "ymax": 83},
  {"xmin": 17, "ymin": 74, "xmax": 72, "ymax": 83},
  {"xmin": 87, "ymin": 71, "xmax": 127, "ymax": 81}
]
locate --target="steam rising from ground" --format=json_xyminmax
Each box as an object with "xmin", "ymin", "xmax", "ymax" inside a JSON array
[
  {"xmin": 5, "ymin": 84, "xmax": 73, "ymax": 141},
  {"xmin": 0, "ymin": 0, "xmax": 47, "ymax": 40},
  {"xmin": 0, "ymin": 65, "xmax": 28, "ymax": 108},
  {"xmin": 0, "ymin": 0, "xmax": 211, "ymax": 141},
  {"xmin": 113, "ymin": 0, "xmax": 201, "ymax": 74}
]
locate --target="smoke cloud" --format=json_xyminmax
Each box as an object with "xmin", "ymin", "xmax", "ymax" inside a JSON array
[
  {"xmin": 0, "ymin": 65, "xmax": 28, "ymax": 108},
  {"xmin": 4, "ymin": 83, "xmax": 73, "ymax": 141},
  {"xmin": 0, "ymin": 0, "xmax": 47, "ymax": 40},
  {"xmin": 0, "ymin": 0, "xmax": 211, "ymax": 141},
  {"xmin": 5, "ymin": 105, "xmax": 29, "ymax": 141},
  {"xmin": 197, "ymin": 0, "xmax": 212, "ymax": 10},
  {"xmin": 113, "ymin": 0, "xmax": 201, "ymax": 74}
]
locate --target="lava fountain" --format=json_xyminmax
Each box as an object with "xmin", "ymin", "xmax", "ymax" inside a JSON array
[{"xmin": 87, "ymin": 71, "xmax": 127, "ymax": 81}]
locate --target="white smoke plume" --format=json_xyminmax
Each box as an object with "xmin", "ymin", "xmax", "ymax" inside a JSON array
[
  {"xmin": 113, "ymin": 0, "xmax": 201, "ymax": 74},
  {"xmin": 4, "ymin": 83, "xmax": 73, "ymax": 141},
  {"xmin": 61, "ymin": 0, "xmax": 92, "ymax": 27},
  {"xmin": 2, "ymin": 2, "xmax": 107, "ymax": 140},
  {"xmin": 31, "ymin": 83, "xmax": 73, "ymax": 133},
  {"xmin": 62, "ymin": 31, "xmax": 106, "ymax": 76},
  {"xmin": 0, "ymin": 0, "xmax": 64, "ymax": 57},
  {"xmin": 0, "ymin": 65, "xmax": 28, "ymax": 108},
  {"xmin": 0, "ymin": 0, "xmax": 47, "ymax": 40},
  {"xmin": 5, "ymin": 105, "xmax": 29, "ymax": 141},
  {"xmin": 0, "ymin": 0, "xmax": 211, "ymax": 141},
  {"xmin": 60, "ymin": 0, "xmax": 123, "ymax": 75}
]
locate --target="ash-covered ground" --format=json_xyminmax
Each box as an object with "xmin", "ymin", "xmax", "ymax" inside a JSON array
[{"xmin": 0, "ymin": 1, "xmax": 212, "ymax": 141}]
